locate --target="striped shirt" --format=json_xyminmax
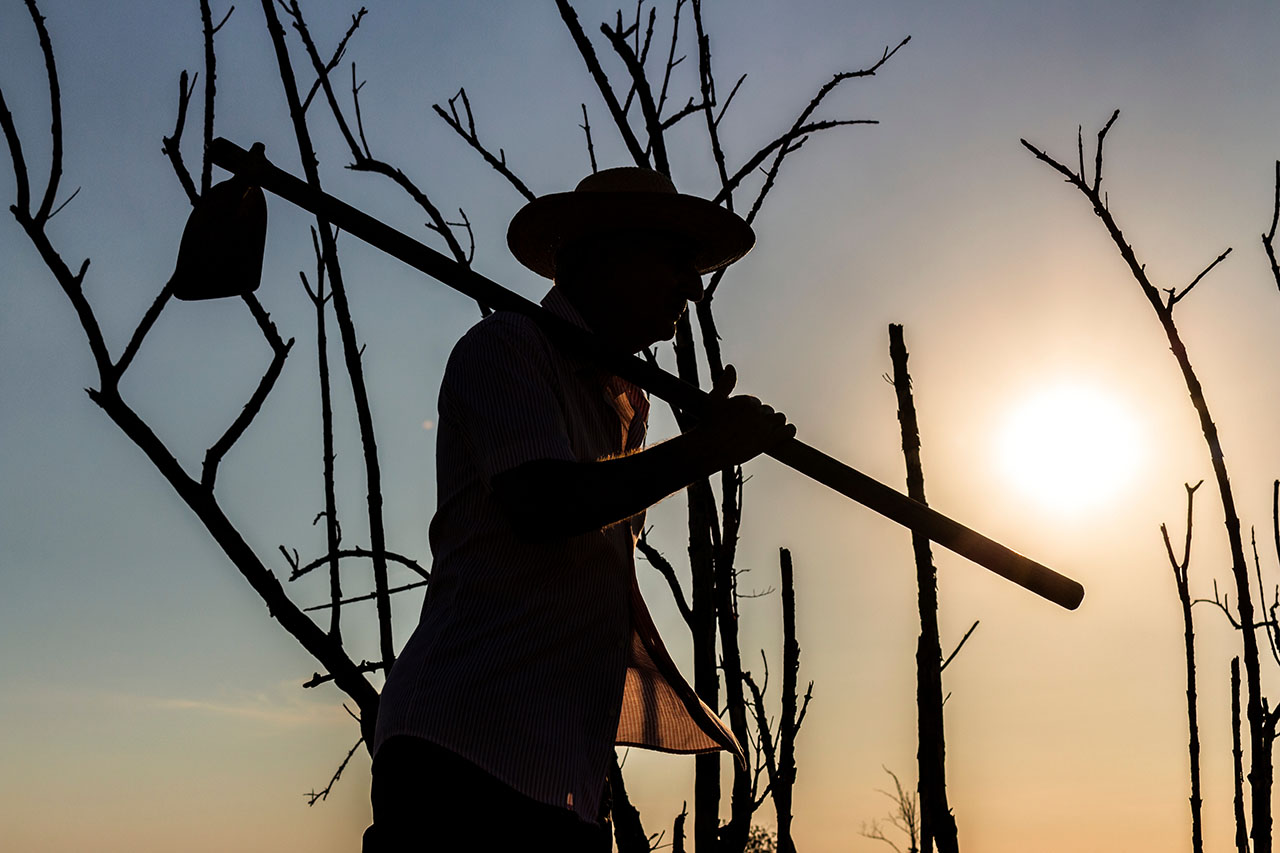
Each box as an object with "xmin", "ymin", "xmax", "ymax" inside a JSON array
[{"xmin": 374, "ymin": 286, "xmax": 742, "ymax": 822}]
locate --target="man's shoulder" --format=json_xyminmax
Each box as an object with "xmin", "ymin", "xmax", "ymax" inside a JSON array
[
  {"xmin": 445, "ymin": 310, "xmax": 557, "ymax": 376},
  {"xmin": 451, "ymin": 310, "xmax": 541, "ymax": 350}
]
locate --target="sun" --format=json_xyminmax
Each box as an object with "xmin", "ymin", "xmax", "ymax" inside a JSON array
[{"xmin": 997, "ymin": 384, "xmax": 1143, "ymax": 513}]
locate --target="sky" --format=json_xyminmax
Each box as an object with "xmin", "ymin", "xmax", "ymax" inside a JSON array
[{"xmin": 4, "ymin": 1, "xmax": 1280, "ymax": 851}]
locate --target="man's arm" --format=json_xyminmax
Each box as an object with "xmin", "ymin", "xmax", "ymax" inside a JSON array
[{"xmin": 491, "ymin": 365, "xmax": 794, "ymax": 543}]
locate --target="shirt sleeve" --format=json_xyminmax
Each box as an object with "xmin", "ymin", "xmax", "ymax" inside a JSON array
[{"xmin": 440, "ymin": 313, "xmax": 576, "ymax": 486}]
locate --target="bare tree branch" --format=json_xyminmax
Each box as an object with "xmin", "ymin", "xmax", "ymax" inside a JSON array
[
  {"xmin": 555, "ymin": 0, "xmax": 649, "ymax": 167},
  {"xmin": 200, "ymin": 293, "xmax": 295, "ymax": 489},
  {"xmin": 301, "ymin": 7, "xmax": 367, "ymax": 113},
  {"xmin": 282, "ymin": 3, "xmax": 476, "ymax": 283},
  {"xmin": 260, "ymin": 0, "xmax": 397, "ymax": 672},
  {"xmin": 712, "ymin": 72, "xmax": 745, "ymax": 127},
  {"xmin": 432, "ymin": 88, "xmax": 536, "ymax": 202},
  {"xmin": 608, "ymin": 752, "xmax": 651, "ymax": 853},
  {"xmin": 1025, "ymin": 109, "xmax": 1274, "ymax": 853},
  {"xmin": 198, "ymin": 0, "xmax": 219, "ymax": 195},
  {"xmin": 711, "ymin": 35, "xmax": 908, "ymax": 206},
  {"xmin": 860, "ymin": 767, "xmax": 919, "ymax": 853},
  {"xmin": 290, "ymin": 547, "xmax": 429, "ymax": 582},
  {"xmin": 1264, "ymin": 161, "xmax": 1280, "ymax": 291},
  {"xmin": 113, "ymin": 280, "xmax": 176, "ymax": 378},
  {"xmin": 303, "ymin": 659, "xmax": 385, "ymax": 689},
  {"xmin": 637, "ymin": 528, "xmax": 692, "ymax": 629},
  {"xmin": 601, "ymin": 17, "xmax": 670, "ymax": 174},
  {"xmin": 1233, "ymin": 657, "xmax": 1249, "ymax": 853},
  {"xmin": 161, "ymin": 70, "xmax": 200, "ymax": 206},
  {"xmin": 939, "ymin": 620, "xmax": 980, "ymax": 673},
  {"xmin": 690, "ymin": 0, "xmax": 728, "ymax": 204},
  {"xmin": 304, "ymin": 579, "xmax": 428, "ymax": 612},
  {"xmin": 22, "ymin": 0, "xmax": 63, "ymax": 224},
  {"xmin": 1162, "ymin": 479, "xmax": 1205, "ymax": 853},
  {"xmin": 617, "ymin": 3, "xmax": 656, "ymax": 119},
  {"xmin": 655, "ymin": 0, "xmax": 688, "ymax": 119},
  {"xmin": 305, "ymin": 735, "xmax": 363, "ymax": 805},
  {"xmin": 1165, "ymin": 248, "xmax": 1232, "ymax": 310},
  {"xmin": 0, "ymin": 86, "xmax": 32, "ymax": 215},
  {"xmin": 579, "ymin": 103, "xmax": 598, "ymax": 173},
  {"xmin": 300, "ymin": 228, "xmax": 344, "ymax": 638}
]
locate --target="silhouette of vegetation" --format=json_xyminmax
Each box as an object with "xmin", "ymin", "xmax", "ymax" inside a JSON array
[
  {"xmin": 1162, "ymin": 480, "xmax": 1205, "ymax": 853},
  {"xmin": 888, "ymin": 323, "xmax": 968, "ymax": 853},
  {"xmin": 862, "ymin": 766, "xmax": 920, "ymax": 853},
  {"xmin": 1024, "ymin": 111, "xmax": 1280, "ymax": 853},
  {"xmin": 1, "ymin": 0, "xmax": 908, "ymax": 847}
]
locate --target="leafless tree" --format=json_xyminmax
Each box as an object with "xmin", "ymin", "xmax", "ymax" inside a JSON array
[
  {"xmin": 1161, "ymin": 480, "xmax": 1205, "ymax": 853},
  {"xmin": 1023, "ymin": 112, "xmax": 1280, "ymax": 853},
  {"xmin": 862, "ymin": 766, "xmax": 921, "ymax": 853},
  {"xmin": 888, "ymin": 323, "xmax": 970, "ymax": 853},
  {"xmin": 2, "ymin": 1, "xmax": 907, "ymax": 848},
  {"xmin": 0, "ymin": 0, "xmax": 406, "ymax": 766}
]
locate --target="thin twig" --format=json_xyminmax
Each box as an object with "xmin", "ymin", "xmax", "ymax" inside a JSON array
[
  {"xmin": 304, "ymin": 659, "xmax": 385, "ymax": 689},
  {"xmin": 939, "ymin": 620, "xmax": 980, "ymax": 673},
  {"xmin": 637, "ymin": 529, "xmax": 692, "ymax": 628},
  {"xmin": 114, "ymin": 280, "xmax": 176, "ymax": 378},
  {"xmin": 711, "ymin": 35, "xmax": 908, "ymax": 206},
  {"xmin": 579, "ymin": 103, "xmax": 597, "ymax": 173},
  {"xmin": 305, "ymin": 735, "xmax": 363, "ymax": 805},
  {"xmin": 161, "ymin": 70, "xmax": 200, "ymax": 206},
  {"xmin": 23, "ymin": 0, "xmax": 62, "ymax": 224},
  {"xmin": 290, "ymin": 547, "xmax": 430, "ymax": 582},
  {"xmin": 44, "ymin": 184, "xmax": 79, "ymax": 220},
  {"xmin": 431, "ymin": 88, "xmax": 535, "ymax": 202},
  {"xmin": 0, "ymin": 86, "xmax": 32, "ymax": 215},
  {"xmin": 718, "ymin": 117, "xmax": 878, "ymax": 208},
  {"xmin": 601, "ymin": 17, "xmax": 669, "ymax": 173},
  {"xmin": 655, "ymin": 0, "xmax": 688, "ymax": 118},
  {"xmin": 302, "ymin": 228, "xmax": 343, "ymax": 639},
  {"xmin": 200, "ymin": 293, "xmax": 294, "ymax": 489},
  {"xmin": 1165, "ymin": 248, "xmax": 1232, "ymax": 310},
  {"xmin": 301, "ymin": 7, "xmax": 367, "ymax": 113},
  {"xmin": 198, "ymin": 0, "xmax": 217, "ymax": 195},
  {"xmin": 1264, "ymin": 161, "xmax": 1280, "ymax": 291},
  {"xmin": 712, "ymin": 73, "xmax": 746, "ymax": 127},
  {"xmin": 555, "ymin": 0, "xmax": 649, "ymax": 167},
  {"xmin": 260, "ymin": 0, "xmax": 397, "ymax": 672},
  {"xmin": 304, "ymin": 579, "xmax": 428, "ymax": 612}
]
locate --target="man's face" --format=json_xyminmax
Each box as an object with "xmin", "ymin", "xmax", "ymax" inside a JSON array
[{"xmin": 588, "ymin": 231, "xmax": 704, "ymax": 352}]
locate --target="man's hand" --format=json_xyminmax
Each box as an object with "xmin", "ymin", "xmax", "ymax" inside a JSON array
[
  {"xmin": 491, "ymin": 364, "xmax": 794, "ymax": 542},
  {"xmin": 693, "ymin": 364, "xmax": 796, "ymax": 468}
]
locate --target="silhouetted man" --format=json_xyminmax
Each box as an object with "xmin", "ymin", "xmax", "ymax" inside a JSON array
[{"xmin": 366, "ymin": 167, "xmax": 794, "ymax": 851}]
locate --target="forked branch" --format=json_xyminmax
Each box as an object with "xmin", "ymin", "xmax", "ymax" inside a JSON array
[
  {"xmin": 432, "ymin": 88, "xmax": 535, "ymax": 202},
  {"xmin": 200, "ymin": 294, "xmax": 295, "ymax": 489},
  {"xmin": 1264, "ymin": 161, "xmax": 1280, "ymax": 291},
  {"xmin": 711, "ymin": 36, "xmax": 908, "ymax": 206}
]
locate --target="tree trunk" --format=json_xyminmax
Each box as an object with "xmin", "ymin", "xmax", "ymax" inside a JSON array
[{"xmin": 889, "ymin": 323, "xmax": 958, "ymax": 853}]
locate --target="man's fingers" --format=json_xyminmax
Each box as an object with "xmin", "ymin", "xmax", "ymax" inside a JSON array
[{"xmin": 710, "ymin": 364, "xmax": 737, "ymax": 400}]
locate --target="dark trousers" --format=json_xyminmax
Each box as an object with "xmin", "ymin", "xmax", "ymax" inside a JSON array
[{"xmin": 364, "ymin": 735, "xmax": 608, "ymax": 852}]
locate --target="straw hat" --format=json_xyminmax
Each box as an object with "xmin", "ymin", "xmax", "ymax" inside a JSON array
[{"xmin": 507, "ymin": 167, "xmax": 754, "ymax": 279}]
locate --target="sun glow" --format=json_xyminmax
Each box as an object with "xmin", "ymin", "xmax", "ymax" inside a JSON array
[{"xmin": 998, "ymin": 384, "xmax": 1143, "ymax": 513}]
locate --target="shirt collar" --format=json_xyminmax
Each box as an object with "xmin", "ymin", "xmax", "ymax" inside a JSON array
[
  {"xmin": 540, "ymin": 286, "xmax": 649, "ymax": 429},
  {"xmin": 540, "ymin": 285, "xmax": 606, "ymax": 380},
  {"xmin": 540, "ymin": 285, "xmax": 592, "ymax": 332}
]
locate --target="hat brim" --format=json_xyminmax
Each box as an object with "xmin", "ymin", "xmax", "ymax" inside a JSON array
[{"xmin": 507, "ymin": 190, "xmax": 755, "ymax": 279}]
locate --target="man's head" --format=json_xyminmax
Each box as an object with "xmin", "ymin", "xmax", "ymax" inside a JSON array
[
  {"xmin": 507, "ymin": 167, "xmax": 754, "ymax": 352},
  {"xmin": 554, "ymin": 228, "xmax": 703, "ymax": 351}
]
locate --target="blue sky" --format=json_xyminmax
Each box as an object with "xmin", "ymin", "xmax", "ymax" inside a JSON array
[{"xmin": 4, "ymin": 1, "xmax": 1280, "ymax": 850}]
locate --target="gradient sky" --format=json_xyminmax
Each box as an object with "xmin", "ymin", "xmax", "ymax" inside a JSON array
[{"xmin": 5, "ymin": 1, "xmax": 1280, "ymax": 851}]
